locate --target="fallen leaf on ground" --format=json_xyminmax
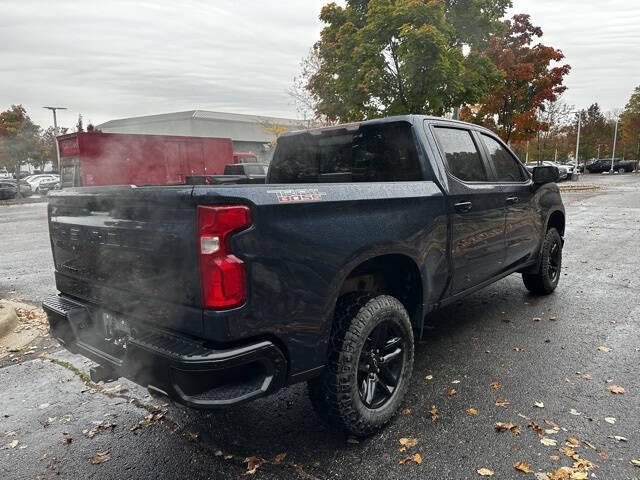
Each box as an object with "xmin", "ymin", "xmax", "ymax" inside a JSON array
[
  {"xmin": 631, "ymin": 459, "xmax": 640, "ymax": 467},
  {"xmin": 581, "ymin": 373, "xmax": 592, "ymax": 380},
  {"xmin": 273, "ymin": 452, "xmax": 286, "ymax": 464},
  {"xmin": 598, "ymin": 346, "xmax": 611, "ymax": 352},
  {"xmin": 495, "ymin": 422, "xmax": 520, "ymax": 435},
  {"xmin": 2, "ymin": 439, "xmax": 19, "ymax": 449},
  {"xmin": 467, "ymin": 408, "xmax": 479, "ymax": 416},
  {"xmin": 604, "ymin": 417, "xmax": 616, "ymax": 424},
  {"xmin": 535, "ymin": 402, "xmax": 545, "ymax": 408},
  {"xmin": 567, "ymin": 437, "xmax": 580, "ymax": 446},
  {"xmin": 569, "ymin": 409, "xmax": 581, "ymax": 416},
  {"xmin": 490, "ymin": 381, "xmax": 500, "ymax": 390},
  {"xmin": 452, "ymin": 380, "xmax": 461, "ymax": 384},
  {"xmin": 347, "ymin": 437, "xmax": 359, "ymax": 444},
  {"xmin": 399, "ymin": 437, "xmax": 419, "ymax": 448},
  {"xmin": 62, "ymin": 434, "xmax": 72, "ymax": 445},
  {"xmin": 399, "ymin": 453, "xmax": 422, "ymax": 465},
  {"xmin": 514, "ymin": 461, "xmax": 532, "ymax": 474},
  {"xmin": 495, "ymin": 398, "xmax": 510, "ymax": 408},
  {"xmin": 90, "ymin": 451, "xmax": 111, "ymax": 465},
  {"xmin": 244, "ymin": 456, "xmax": 265, "ymax": 475},
  {"xmin": 477, "ymin": 467, "xmax": 495, "ymax": 476},
  {"xmin": 548, "ymin": 467, "xmax": 572, "ymax": 479},
  {"xmin": 549, "ymin": 315, "xmax": 557, "ymax": 321},
  {"xmin": 529, "ymin": 421, "xmax": 544, "ymax": 435},
  {"xmin": 541, "ymin": 437, "xmax": 558, "ymax": 446},
  {"xmin": 448, "ymin": 387, "xmax": 457, "ymax": 397},
  {"xmin": 85, "ymin": 420, "xmax": 116, "ymax": 438},
  {"xmin": 402, "ymin": 408, "xmax": 411, "ymax": 415},
  {"xmin": 425, "ymin": 374, "xmax": 433, "ymax": 381},
  {"xmin": 608, "ymin": 385, "xmax": 625, "ymax": 394},
  {"xmin": 514, "ymin": 347, "xmax": 525, "ymax": 352},
  {"xmin": 429, "ymin": 404, "xmax": 438, "ymax": 421},
  {"xmin": 609, "ymin": 435, "xmax": 627, "ymax": 442},
  {"xmin": 533, "ymin": 317, "xmax": 541, "ymax": 322}
]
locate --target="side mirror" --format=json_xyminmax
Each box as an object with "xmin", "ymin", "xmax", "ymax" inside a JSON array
[{"xmin": 532, "ymin": 165, "xmax": 559, "ymax": 185}]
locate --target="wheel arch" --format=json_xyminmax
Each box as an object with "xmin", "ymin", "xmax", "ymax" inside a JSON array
[
  {"xmin": 545, "ymin": 209, "xmax": 566, "ymax": 238},
  {"xmin": 326, "ymin": 252, "xmax": 424, "ymax": 345}
]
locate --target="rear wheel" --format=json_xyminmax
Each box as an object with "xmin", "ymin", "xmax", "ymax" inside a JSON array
[
  {"xmin": 618, "ymin": 168, "xmax": 625, "ymax": 174},
  {"xmin": 308, "ymin": 293, "xmax": 414, "ymax": 437},
  {"xmin": 523, "ymin": 228, "xmax": 562, "ymax": 294}
]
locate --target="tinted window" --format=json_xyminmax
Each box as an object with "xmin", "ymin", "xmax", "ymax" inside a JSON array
[
  {"xmin": 433, "ymin": 127, "xmax": 487, "ymax": 182},
  {"xmin": 268, "ymin": 123, "xmax": 422, "ymax": 183},
  {"xmin": 481, "ymin": 134, "xmax": 526, "ymax": 182}
]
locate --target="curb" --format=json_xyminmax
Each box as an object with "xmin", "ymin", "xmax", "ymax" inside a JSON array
[{"xmin": 0, "ymin": 301, "xmax": 19, "ymax": 338}]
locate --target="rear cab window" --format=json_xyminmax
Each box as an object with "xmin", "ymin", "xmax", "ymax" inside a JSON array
[
  {"xmin": 268, "ymin": 122, "xmax": 423, "ymax": 183},
  {"xmin": 432, "ymin": 127, "xmax": 488, "ymax": 182},
  {"xmin": 480, "ymin": 134, "xmax": 528, "ymax": 182}
]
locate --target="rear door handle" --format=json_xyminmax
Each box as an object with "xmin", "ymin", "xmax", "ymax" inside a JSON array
[
  {"xmin": 505, "ymin": 196, "xmax": 519, "ymax": 205},
  {"xmin": 454, "ymin": 201, "xmax": 472, "ymax": 213}
]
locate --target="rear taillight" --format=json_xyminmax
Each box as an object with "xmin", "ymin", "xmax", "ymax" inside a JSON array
[{"xmin": 197, "ymin": 205, "xmax": 252, "ymax": 309}]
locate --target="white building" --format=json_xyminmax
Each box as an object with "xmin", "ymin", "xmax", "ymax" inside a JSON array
[{"xmin": 97, "ymin": 110, "xmax": 305, "ymax": 163}]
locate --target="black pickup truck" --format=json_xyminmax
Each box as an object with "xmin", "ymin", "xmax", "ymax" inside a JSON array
[{"xmin": 43, "ymin": 116, "xmax": 565, "ymax": 436}]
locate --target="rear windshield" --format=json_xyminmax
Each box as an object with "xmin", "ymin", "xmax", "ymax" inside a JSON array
[{"xmin": 268, "ymin": 122, "xmax": 422, "ymax": 183}]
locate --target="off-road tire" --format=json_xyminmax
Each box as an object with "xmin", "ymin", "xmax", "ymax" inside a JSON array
[
  {"xmin": 523, "ymin": 227, "xmax": 563, "ymax": 294},
  {"xmin": 308, "ymin": 292, "xmax": 414, "ymax": 437}
]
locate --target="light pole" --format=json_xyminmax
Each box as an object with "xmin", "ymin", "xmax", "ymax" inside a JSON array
[
  {"xmin": 43, "ymin": 106, "xmax": 67, "ymax": 173},
  {"xmin": 610, "ymin": 118, "xmax": 619, "ymax": 173},
  {"xmin": 575, "ymin": 114, "xmax": 581, "ymax": 167}
]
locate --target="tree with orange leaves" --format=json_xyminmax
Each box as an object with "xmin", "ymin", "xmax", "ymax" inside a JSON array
[{"xmin": 462, "ymin": 14, "xmax": 570, "ymax": 143}]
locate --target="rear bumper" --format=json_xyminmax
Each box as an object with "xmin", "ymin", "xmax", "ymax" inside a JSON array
[{"xmin": 43, "ymin": 294, "xmax": 287, "ymax": 408}]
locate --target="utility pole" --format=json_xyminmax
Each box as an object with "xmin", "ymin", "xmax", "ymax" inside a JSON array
[
  {"xmin": 525, "ymin": 140, "xmax": 529, "ymax": 163},
  {"xmin": 575, "ymin": 114, "xmax": 582, "ymax": 173},
  {"xmin": 43, "ymin": 106, "xmax": 67, "ymax": 173},
  {"xmin": 610, "ymin": 118, "xmax": 619, "ymax": 173}
]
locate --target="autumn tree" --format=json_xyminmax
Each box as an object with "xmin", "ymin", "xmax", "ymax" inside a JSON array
[
  {"xmin": 306, "ymin": 0, "xmax": 510, "ymax": 122},
  {"xmin": 620, "ymin": 85, "xmax": 640, "ymax": 162},
  {"xmin": 0, "ymin": 105, "xmax": 42, "ymax": 193},
  {"xmin": 462, "ymin": 14, "xmax": 570, "ymax": 143}
]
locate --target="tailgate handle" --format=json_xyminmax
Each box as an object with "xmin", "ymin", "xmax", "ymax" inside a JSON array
[
  {"xmin": 505, "ymin": 196, "xmax": 519, "ymax": 205},
  {"xmin": 454, "ymin": 201, "xmax": 472, "ymax": 213}
]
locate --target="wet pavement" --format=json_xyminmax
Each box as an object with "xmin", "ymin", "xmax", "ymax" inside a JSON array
[{"xmin": 1, "ymin": 175, "xmax": 639, "ymax": 479}]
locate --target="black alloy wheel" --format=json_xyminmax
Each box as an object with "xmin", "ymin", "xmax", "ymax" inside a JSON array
[{"xmin": 357, "ymin": 320, "xmax": 406, "ymax": 409}]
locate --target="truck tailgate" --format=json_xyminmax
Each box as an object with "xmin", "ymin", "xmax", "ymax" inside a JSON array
[{"xmin": 48, "ymin": 186, "xmax": 204, "ymax": 335}]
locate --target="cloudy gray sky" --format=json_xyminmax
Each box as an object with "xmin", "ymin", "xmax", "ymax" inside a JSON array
[{"xmin": 2, "ymin": 0, "xmax": 639, "ymax": 130}]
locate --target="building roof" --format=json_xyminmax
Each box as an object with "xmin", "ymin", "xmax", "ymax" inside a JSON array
[{"xmin": 97, "ymin": 110, "xmax": 305, "ymax": 143}]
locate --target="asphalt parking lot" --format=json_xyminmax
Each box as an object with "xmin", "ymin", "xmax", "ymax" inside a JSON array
[{"xmin": 1, "ymin": 175, "xmax": 639, "ymax": 479}]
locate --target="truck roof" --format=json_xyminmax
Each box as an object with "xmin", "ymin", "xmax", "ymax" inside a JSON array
[{"xmin": 281, "ymin": 115, "xmax": 494, "ymax": 139}]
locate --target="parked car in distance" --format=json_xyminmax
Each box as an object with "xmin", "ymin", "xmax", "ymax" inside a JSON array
[
  {"xmin": 0, "ymin": 169, "xmax": 12, "ymax": 179},
  {"xmin": 1, "ymin": 179, "xmax": 34, "ymax": 197},
  {"xmin": 586, "ymin": 158, "xmax": 636, "ymax": 174},
  {"xmin": 37, "ymin": 179, "xmax": 61, "ymax": 195},
  {"xmin": 0, "ymin": 181, "xmax": 18, "ymax": 199},
  {"xmin": 44, "ymin": 115, "xmax": 565, "ymax": 437},
  {"xmin": 525, "ymin": 161, "xmax": 569, "ymax": 180},
  {"xmin": 26, "ymin": 174, "xmax": 60, "ymax": 193}
]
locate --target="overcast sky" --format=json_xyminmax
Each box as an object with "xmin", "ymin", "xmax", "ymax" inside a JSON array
[{"xmin": 2, "ymin": 0, "xmax": 639, "ymax": 130}]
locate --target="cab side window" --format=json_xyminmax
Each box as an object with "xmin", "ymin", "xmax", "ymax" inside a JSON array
[
  {"xmin": 481, "ymin": 134, "xmax": 527, "ymax": 182},
  {"xmin": 433, "ymin": 127, "xmax": 488, "ymax": 182}
]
